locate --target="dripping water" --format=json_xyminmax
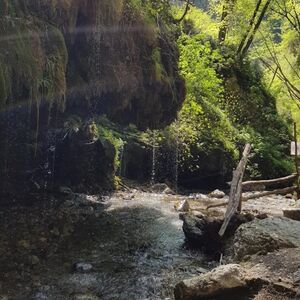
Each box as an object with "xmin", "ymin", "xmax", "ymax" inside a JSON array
[
  {"xmin": 151, "ymin": 144, "xmax": 157, "ymax": 185},
  {"xmin": 151, "ymin": 132, "xmax": 158, "ymax": 185}
]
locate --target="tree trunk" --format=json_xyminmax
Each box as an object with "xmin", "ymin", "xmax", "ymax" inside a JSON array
[
  {"xmin": 218, "ymin": 0, "xmax": 236, "ymax": 43},
  {"xmin": 240, "ymin": 0, "xmax": 272, "ymax": 58},
  {"xmin": 218, "ymin": 143, "xmax": 251, "ymax": 237},
  {"xmin": 237, "ymin": 0, "xmax": 263, "ymax": 55}
]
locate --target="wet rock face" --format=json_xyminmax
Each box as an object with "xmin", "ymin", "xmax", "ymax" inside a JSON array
[
  {"xmin": 9, "ymin": 0, "xmax": 185, "ymax": 130},
  {"xmin": 233, "ymin": 217, "xmax": 300, "ymax": 260},
  {"xmin": 0, "ymin": 0, "xmax": 185, "ymax": 200},
  {"xmin": 54, "ymin": 127, "xmax": 116, "ymax": 193}
]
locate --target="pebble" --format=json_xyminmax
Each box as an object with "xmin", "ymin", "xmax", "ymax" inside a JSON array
[
  {"xmin": 29, "ymin": 255, "xmax": 40, "ymax": 266},
  {"xmin": 33, "ymin": 292, "xmax": 48, "ymax": 300},
  {"xmin": 73, "ymin": 263, "xmax": 93, "ymax": 273}
]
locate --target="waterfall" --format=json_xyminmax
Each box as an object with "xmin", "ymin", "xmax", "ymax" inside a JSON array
[{"xmin": 151, "ymin": 131, "xmax": 158, "ymax": 185}]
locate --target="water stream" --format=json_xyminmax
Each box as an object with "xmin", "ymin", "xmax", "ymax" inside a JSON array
[{"xmin": 0, "ymin": 192, "xmax": 211, "ymax": 300}]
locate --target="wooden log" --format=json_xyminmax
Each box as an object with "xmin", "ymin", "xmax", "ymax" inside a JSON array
[
  {"xmin": 218, "ymin": 144, "xmax": 251, "ymax": 237},
  {"xmin": 207, "ymin": 186, "xmax": 298, "ymax": 209},
  {"xmin": 242, "ymin": 174, "xmax": 297, "ymax": 189},
  {"xmin": 242, "ymin": 186, "xmax": 298, "ymax": 201}
]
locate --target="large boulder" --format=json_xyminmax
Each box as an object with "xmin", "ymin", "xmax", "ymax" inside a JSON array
[
  {"xmin": 174, "ymin": 264, "xmax": 247, "ymax": 300},
  {"xmin": 180, "ymin": 213, "xmax": 255, "ymax": 253},
  {"xmin": 233, "ymin": 217, "xmax": 300, "ymax": 260}
]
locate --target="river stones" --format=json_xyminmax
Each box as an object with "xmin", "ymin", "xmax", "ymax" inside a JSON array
[
  {"xmin": 233, "ymin": 217, "xmax": 300, "ymax": 260},
  {"xmin": 174, "ymin": 264, "xmax": 247, "ymax": 300}
]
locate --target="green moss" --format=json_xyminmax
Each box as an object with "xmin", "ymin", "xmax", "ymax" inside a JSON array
[
  {"xmin": 96, "ymin": 118, "xmax": 125, "ymax": 173},
  {"xmin": 151, "ymin": 48, "xmax": 164, "ymax": 81},
  {"xmin": 0, "ymin": 17, "xmax": 67, "ymax": 110}
]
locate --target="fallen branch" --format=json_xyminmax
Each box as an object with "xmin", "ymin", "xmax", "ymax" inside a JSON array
[
  {"xmin": 242, "ymin": 186, "xmax": 297, "ymax": 201},
  {"xmin": 207, "ymin": 186, "xmax": 298, "ymax": 209},
  {"xmin": 242, "ymin": 173, "xmax": 297, "ymax": 189}
]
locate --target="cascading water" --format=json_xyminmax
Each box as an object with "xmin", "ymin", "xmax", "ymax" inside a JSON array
[
  {"xmin": 151, "ymin": 144, "xmax": 157, "ymax": 185},
  {"xmin": 151, "ymin": 131, "xmax": 158, "ymax": 185}
]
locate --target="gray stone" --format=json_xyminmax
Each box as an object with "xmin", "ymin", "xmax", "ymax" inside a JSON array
[
  {"xmin": 151, "ymin": 183, "xmax": 171, "ymax": 193},
  {"xmin": 180, "ymin": 213, "xmax": 254, "ymax": 252},
  {"xmin": 73, "ymin": 263, "xmax": 93, "ymax": 273},
  {"xmin": 174, "ymin": 264, "xmax": 247, "ymax": 300},
  {"xmin": 33, "ymin": 292, "xmax": 48, "ymax": 300},
  {"xmin": 177, "ymin": 200, "xmax": 190, "ymax": 212},
  {"xmin": 233, "ymin": 217, "xmax": 300, "ymax": 260},
  {"xmin": 283, "ymin": 208, "xmax": 300, "ymax": 221},
  {"xmin": 209, "ymin": 189, "xmax": 225, "ymax": 199}
]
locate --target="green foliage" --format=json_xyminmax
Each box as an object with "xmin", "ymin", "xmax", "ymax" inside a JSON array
[
  {"xmin": 175, "ymin": 32, "xmax": 239, "ymax": 171},
  {"xmin": 178, "ymin": 33, "xmax": 224, "ymax": 103},
  {"xmin": 140, "ymin": 30, "xmax": 239, "ymax": 173},
  {"xmin": 96, "ymin": 117, "xmax": 125, "ymax": 172},
  {"xmin": 157, "ymin": 3, "xmax": 294, "ymax": 179},
  {"xmin": 238, "ymin": 126, "xmax": 293, "ymax": 178}
]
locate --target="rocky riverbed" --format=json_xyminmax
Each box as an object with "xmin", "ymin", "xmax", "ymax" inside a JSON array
[{"xmin": 0, "ymin": 188, "xmax": 299, "ymax": 299}]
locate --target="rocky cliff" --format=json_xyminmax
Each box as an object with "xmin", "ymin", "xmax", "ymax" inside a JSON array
[{"xmin": 0, "ymin": 0, "xmax": 185, "ymax": 200}]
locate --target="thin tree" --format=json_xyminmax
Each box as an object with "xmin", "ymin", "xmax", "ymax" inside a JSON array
[
  {"xmin": 238, "ymin": 0, "xmax": 272, "ymax": 58},
  {"xmin": 272, "ymin": 0, "xmax": 300, "ymax": 36},
  {"xmin": 236, "ymin": 0, "xmax": 263, "ymax": 54}
]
